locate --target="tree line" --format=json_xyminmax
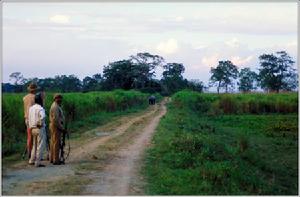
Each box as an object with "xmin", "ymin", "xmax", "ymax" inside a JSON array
[
  {"xmin": 3, "ymin": 51, "xmax": 298, "ymax": 95},
  {"xmin": 209, "ymin": 51, "xmax": 298, "ymax": 93}
]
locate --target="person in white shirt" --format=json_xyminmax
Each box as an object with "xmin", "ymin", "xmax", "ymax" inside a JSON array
[{"xmin": 28, "ymin": 93, "xmax": 46, "ymax": 167}]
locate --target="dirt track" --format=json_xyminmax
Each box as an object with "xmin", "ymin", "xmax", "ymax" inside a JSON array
[{"xmin": 2, "ymin": 99, "xmax": 167, "ymax": 195}]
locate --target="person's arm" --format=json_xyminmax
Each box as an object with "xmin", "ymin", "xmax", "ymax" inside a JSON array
[{"xmin": 38, "ymin": 108, "xmax": 46, "ymax": 128}]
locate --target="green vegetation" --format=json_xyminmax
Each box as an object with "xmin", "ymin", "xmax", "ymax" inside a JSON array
[
  {"xmin": 2, "ymin": 90, "xmax": 161, "ymax": 156},
  {"xmin": 172, "ymin": 90, "xmax": 298, "ymax": 114},
  {"xmin": 145, "ymin": 90, "xmax": 298, "ymax": 195}
]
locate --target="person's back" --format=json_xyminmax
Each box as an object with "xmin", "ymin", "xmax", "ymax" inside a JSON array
[
  {"xmin": 28, "ymin": 104, "xmax": 46, "ymax": 129},
  {"xmin": 28, "ymin": 94, "xmax": 46, "ymax": 167},
  {"xmin": 49, "ymin": 94, "xmax": 65, "ymax": 165},
  {"xmin": 50, "ymin": 102, "xmax": 64, "ymax": 129},
  {"xmin": 23, "ymin": 93, "xmax": 35, "ymax": 122},
  {"xmin": 23, "ymin": 83, "xmax": 38, "ymax": 159}
]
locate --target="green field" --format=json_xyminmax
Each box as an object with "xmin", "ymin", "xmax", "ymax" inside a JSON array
[
  {"xmin": 145, "ymin": 90, "xmax": 298, "ymax": 195},
  {"xmin": 2, "ymin": 90, "xmax": 160, "ymax": 156}
]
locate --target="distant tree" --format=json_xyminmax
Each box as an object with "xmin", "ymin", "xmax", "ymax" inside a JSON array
[
  {"xmin": 187, "ymin": 79, "xmax": 206, "ymax": 92},
  {"xmin": 130, "ymin": 52, "xmax": 164, "ymax": 89},
  {"xmin": 92, "ymin": 73, "xmax": 102, "ymax": 83},
  {"xmin": 9, "ymin": 72, "xmax": 25, "ymax": 85},
  {"xmin": 162, "ymin": 63, "xmax": 185, "ymax": 79},
  {"xmin": 258, "ymin": 51, "xmax": 298, "ymax": 92},
  {"xmin": 82, "ymin": 76, "xmax": 98, "ymax": 92},
  {"xmin": 238, "ymin": 68, "xmax": 258, "ymax": 92},
  {"xmin": 209, "ymin": 60, "xmax": 238, "ymax": 93},
  {"xmin": 92, "ymin": 73, "xmax": 102, "ymax": 90},
  {"xmin": 102, "ymin": 60, "xmax": 135, "ymax": 90},
  {"xmin": 38, "ymin": 77, "xmax": 58, "ymax": 91},
  {"xmin": 161, "ymin": 63, "xmax": 186, "ymax": 95},
  {"xmin": 143, "ymin": 79, "xmax": 162, "ymax": 93},
  {"xmin": 102, "ymin": 53, "xmax": 164, "ymax": 91},
  {"xmin": 54, "ymin": 75, "xmax": 82, "ymax": 92}
]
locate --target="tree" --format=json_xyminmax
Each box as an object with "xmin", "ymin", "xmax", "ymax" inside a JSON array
[
  {"xmin": 258, "ymin": 51, "xmax": 297, "ymax": 92},
  {"xmin": 130, "ymin": 52, "xmax": 164, "ymax": 89},
  {"xmin": 82, "ymin": 76, "xmax": 98, "ymax": 92},
  {"xmin": 209, "ymin": 60, "xmax": 238, "ymax": 93},
  {"xmin": 161, "ymin": 63, "xmax": 186, "ymax": 95},
  {"xmin": 38, "ymin": 77, "xmax": 58, "ymax": 91},
  {"xmin": 9, "ymin": 72, "xmax": 25, "ymax": 85},
  {"xmin": 102, "ymin": 53, "xmax": 164, "ymax": 91},
  {"xmin": 92, "ymin": 74, "xmax": 102, "ymax": 83},
  {"xmin": 54, "ymin": 75, "xmax": 82, "ymax": 92},
  {"xmin": 92, "ymin": 73, "xmax": 102, "ymax": 91},
  {"xmin": 238, "ymin": 68, "xmax": 258, "ymax": 92},
  {"xmin": 187, "ymin": 79, "xmax": 206, "ymax": 92},
  {"xmin": 102, "ymin": 60, "xmax": 135, "ymax": 90}
]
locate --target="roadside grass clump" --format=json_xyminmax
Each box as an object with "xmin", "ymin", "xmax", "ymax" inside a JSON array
[
  {"xmin": 2, "ymin": 90, "xmax": 161, "ymax": 157},
  {"xmin": 144, "ymin": 90, "xmax": 298, "ymax": 195}
]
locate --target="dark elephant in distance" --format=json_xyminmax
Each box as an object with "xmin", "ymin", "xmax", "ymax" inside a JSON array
[{"xmin": 149, "ymin": 95, "xmax": 156, "ymax": 105}]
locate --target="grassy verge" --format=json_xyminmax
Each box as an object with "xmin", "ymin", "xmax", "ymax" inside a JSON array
[{"xmin": 144, "ymin": 92, "xmax": 298, "ymax": 195}]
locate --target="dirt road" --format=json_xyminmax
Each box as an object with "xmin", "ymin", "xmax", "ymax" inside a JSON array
[{"xmin": 2, "ymin": 98, "xmax": 167, "ymax": 195}]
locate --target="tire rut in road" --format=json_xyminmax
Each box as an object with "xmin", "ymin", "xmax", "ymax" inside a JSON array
[{"xmin": 82, "ymin": 99, "xmax": 167, "ymax": 195}]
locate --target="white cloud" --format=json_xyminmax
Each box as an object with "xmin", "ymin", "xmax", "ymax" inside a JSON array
[
  {"xmin": 3, "ymin": 3, "xmax": 297, "ymax": 84},
  {"xmin": 49, "ymin": 14, "xmax": 70, "ymax": 24},
  {"xmin": 175, "ymin": 16, "xmax": 184, "ymax": 22},
  {"xmin": 287, "ymin": 40, "xmax": 297, "ymax": 47},
  {"xmin": 193, "ymin": 45, "xmax": 207, "ymax": 50},
  {"xmin": 201, "ymin": 54, "xmax": 220, "ymax": 67},
  {"xmin": 225, "ymin": 38, "xmax": 240, "ymax": 48},
  {"xmin": 230, "ymin": 55, "xmax": 253, "ymax": 66},
  {"xmin": 156, "ymin": 38, "xmax": 179, "ymax": 54}
]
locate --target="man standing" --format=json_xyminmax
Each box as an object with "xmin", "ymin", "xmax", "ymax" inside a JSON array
[
  {"xmin": 49, "ymin": 94, "xmax": 65, "ymax": 165},
  {"xmin": 28, "ymin": 93, "xmax": 46, "ymax": 167},
  {"xmin": 23, "ymin": 83, "xmax": 38, "ymax": 158}
]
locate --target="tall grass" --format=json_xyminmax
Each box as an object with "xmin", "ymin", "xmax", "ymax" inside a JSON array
[
  {"xmin": 2, "ymin": 90, "xmax": 158, "ymax": 156},
  {"xmin": 172, "ymin": 90, "xmax": 298, "ymax": 115}
]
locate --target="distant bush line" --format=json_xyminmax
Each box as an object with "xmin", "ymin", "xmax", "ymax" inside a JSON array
[{"xmin": 172, "ymin": 90, "xmax": 298, "ymax": 115}]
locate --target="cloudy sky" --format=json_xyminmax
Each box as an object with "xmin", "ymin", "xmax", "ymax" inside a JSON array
[{"xmin": 2, "ymin": 2, "xmax": 298, "ymax": 84}]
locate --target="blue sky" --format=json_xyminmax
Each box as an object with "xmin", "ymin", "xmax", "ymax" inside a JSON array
[{"xmin": 2, "ymin": 2, "xmax": 298, "ymax": 85}]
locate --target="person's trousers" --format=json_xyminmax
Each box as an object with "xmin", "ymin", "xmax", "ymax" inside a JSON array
[
  {"xmin": 50, "ymin": 124, "xmax": 61, "ymax": 163},
  {"xmin": 29, "ymin": 128, "xmax": 46, "ymax": 166},
  {"xmin": 25, "ymin": 120, "xmax": 33, "ymax": 158}
]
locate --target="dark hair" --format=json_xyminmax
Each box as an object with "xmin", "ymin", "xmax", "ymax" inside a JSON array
[{"xmin": 35, "ymin": 93, "xmax": 43, "ymax": 107}]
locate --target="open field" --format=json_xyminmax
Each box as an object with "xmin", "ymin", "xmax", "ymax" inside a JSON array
[
  {"xmin": 2, "ymin": 90, "xmax": 161, "ymax": 156},
  {"xmin": 144, "ymin": 90, "xmax": 298, "ymax": 195}
]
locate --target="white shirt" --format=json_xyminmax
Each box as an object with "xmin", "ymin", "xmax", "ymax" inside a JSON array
[{"xmin": 28, "ymin": 104, "xmax": 46, "ymax": 129}]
